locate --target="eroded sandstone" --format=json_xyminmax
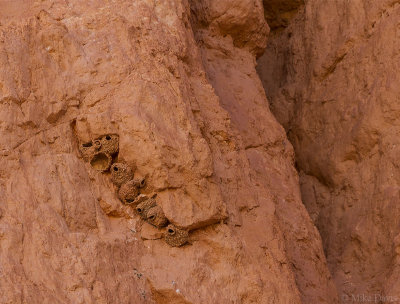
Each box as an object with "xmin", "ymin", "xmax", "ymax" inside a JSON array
[
  {"xmin": 0, "ymin": 0, "xmax": 338, "ymax": 303},
  {"xmin": 258, "ymin": 0, "xmax": 400, "ymax": 300}
]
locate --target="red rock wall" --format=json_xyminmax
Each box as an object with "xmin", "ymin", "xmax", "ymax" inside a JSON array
[
  {"xmin": 0, "ymin": 1, "xmax": 337, "ymax": 303},
  {"xmin": 258, "ymin": 0, "xmax": 400, "ymax": 301}
]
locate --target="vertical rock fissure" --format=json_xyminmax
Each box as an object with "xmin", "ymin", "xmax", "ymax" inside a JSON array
[
  {"xmin": 189, "ymin": 1, "xmax": 339, "ymax": 303},
  {"xmin": 257, "ymin": 0, "xmax": 400, "ymax": 300}
]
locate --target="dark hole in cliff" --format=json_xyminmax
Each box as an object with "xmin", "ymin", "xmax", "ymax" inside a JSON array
[
  {"xmin": 149, "ymin": 215, "xmax": 155, "ymax": 220},
  {"xmin": 263, "ymin": 0, "xmax": 304, "ymax": 32},
  {"xmin": 82, "ymin": 142, "xmax": 92, "ymax": 148},
  {"xmin": 168, "ymin": 228, "xmax": 175, "ymax": 235},
  {"xmin": 106, "ymin": 135, "xmax": 111, "ymax": 140},
  {"xmin": 137, "ymin": 207, "xmax": 142, "ymax": 213},
  {"xmin": 113, "ymin": 166, "xmax": 118, "ymax": 171}
]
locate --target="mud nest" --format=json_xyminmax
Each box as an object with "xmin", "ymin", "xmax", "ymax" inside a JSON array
[
  {"xmin": 164, "ymin": 224, "xmax": 188, "ymax": 247},
  {"xmin": 136, "ymin": 198, "xmax": 157, "ymax": 219},
  {"xmin": 90, "ymin": 152, "xmax": 113, "ymax": 172},
  {"xmin": 99, "ymin": 134, "xmax": 119, "ymax": 156},
  {"xmin": 78, "ymin": 133, "xmax": 191, "ymax": 249},
  {"xmin": 118, "ymin": 179, "xmax": 145, "ymax": 205},
  {"xmin": 147, "ymin": 205, "xmax": 168, "ymax": 228},
  {"xmin": 79, "ymin": 141, "xmax": 96, "ymax": 162},
  {"xmin": 79, "ymin": 134, "xmax": 119, "ymax": 168},
  {"xmin": 110, "ymin": 162, "xmax": 134, "ymax": 187}
]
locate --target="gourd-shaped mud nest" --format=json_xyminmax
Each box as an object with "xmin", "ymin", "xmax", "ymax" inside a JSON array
[
  {"xmin": 118, "ymin": 178, "xmax": 146, "ymax": 205},
  {"xmin": 146, "ymin": 205, "xmax": 168, "ymax": 228},
  {"xmin": 136, "ymin": 198, "xmax": 157, "ymax": 219},
  {"xmin": 79, "ymin": 134, "xmax": 119, "ymax": 172},
  {"xmin": 136, "ymin": 198, "xmax": 168, "ymax": 228},
  {"xmin": 79, "ymin": 134, "xmax": 190, "ymax": 248},
  {"xmin": 110, "ymin": 162, "xmax": 134, "ymax": 186},
  {"xmin": 164, "ymin": 224, "xmax": 188, "ymax": 247}
]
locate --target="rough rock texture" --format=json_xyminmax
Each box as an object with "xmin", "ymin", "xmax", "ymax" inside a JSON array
[
  {"xmin": 258, "ymin": 0, "xmax": 400, "ymax": 300},
  {"xmin": 262, "ymin": 0, "xmax": 304, "ymax": 31},
  {"xmin": 0, "ymin": 1, "xmax": 337, "ymax": 303},
  {"xmin": 190, "ymin": 2, "xmax": 338, "ymax": 303}
]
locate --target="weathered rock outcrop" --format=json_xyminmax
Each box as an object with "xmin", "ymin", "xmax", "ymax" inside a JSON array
[
  {"xmin": 1, "ymin": 1, "xmax": 337, "ymax": 303},
  {"xmin": 258, "ymin": 0, "xmax": 400, "ymax": 300}
]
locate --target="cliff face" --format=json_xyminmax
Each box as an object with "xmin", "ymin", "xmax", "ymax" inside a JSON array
[
  {"xmin": 258, "ymin": 0, "xmax": 400, "ymax": 300},
  {"xmin": 0, "ymin": 1, "xmax": 337, "ymax": 304}
]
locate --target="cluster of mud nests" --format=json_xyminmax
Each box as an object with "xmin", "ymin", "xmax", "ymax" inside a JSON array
[{"xmin": 79, "ymin": 134, "xmax": 189, "ymax": 247}]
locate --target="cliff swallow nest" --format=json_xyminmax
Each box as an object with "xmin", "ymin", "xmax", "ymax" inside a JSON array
[
  {"xmin": 79, "ymin": 134, "xmax": 119, "ymax": 172},
  {"xmin": 78, "ymin": 133, "xmax": 189, "ymax": 247}
]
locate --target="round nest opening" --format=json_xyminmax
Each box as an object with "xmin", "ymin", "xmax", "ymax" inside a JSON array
[
  {"xmin": 90, "ymin": 152, "xmax": 112, "ymax": 172},
  {"xmin": 93, "ymin": 140, "xmax": 102, "ymax": 149}
]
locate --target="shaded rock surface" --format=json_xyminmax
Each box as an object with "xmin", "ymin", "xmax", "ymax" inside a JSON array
[
  {"xmin": 258, "ymin": 0, "xmax": 400, "ymax": 300},
  {"xmin": 1, "ymin": 1, "xmax": 337, "ymax": 303}
]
